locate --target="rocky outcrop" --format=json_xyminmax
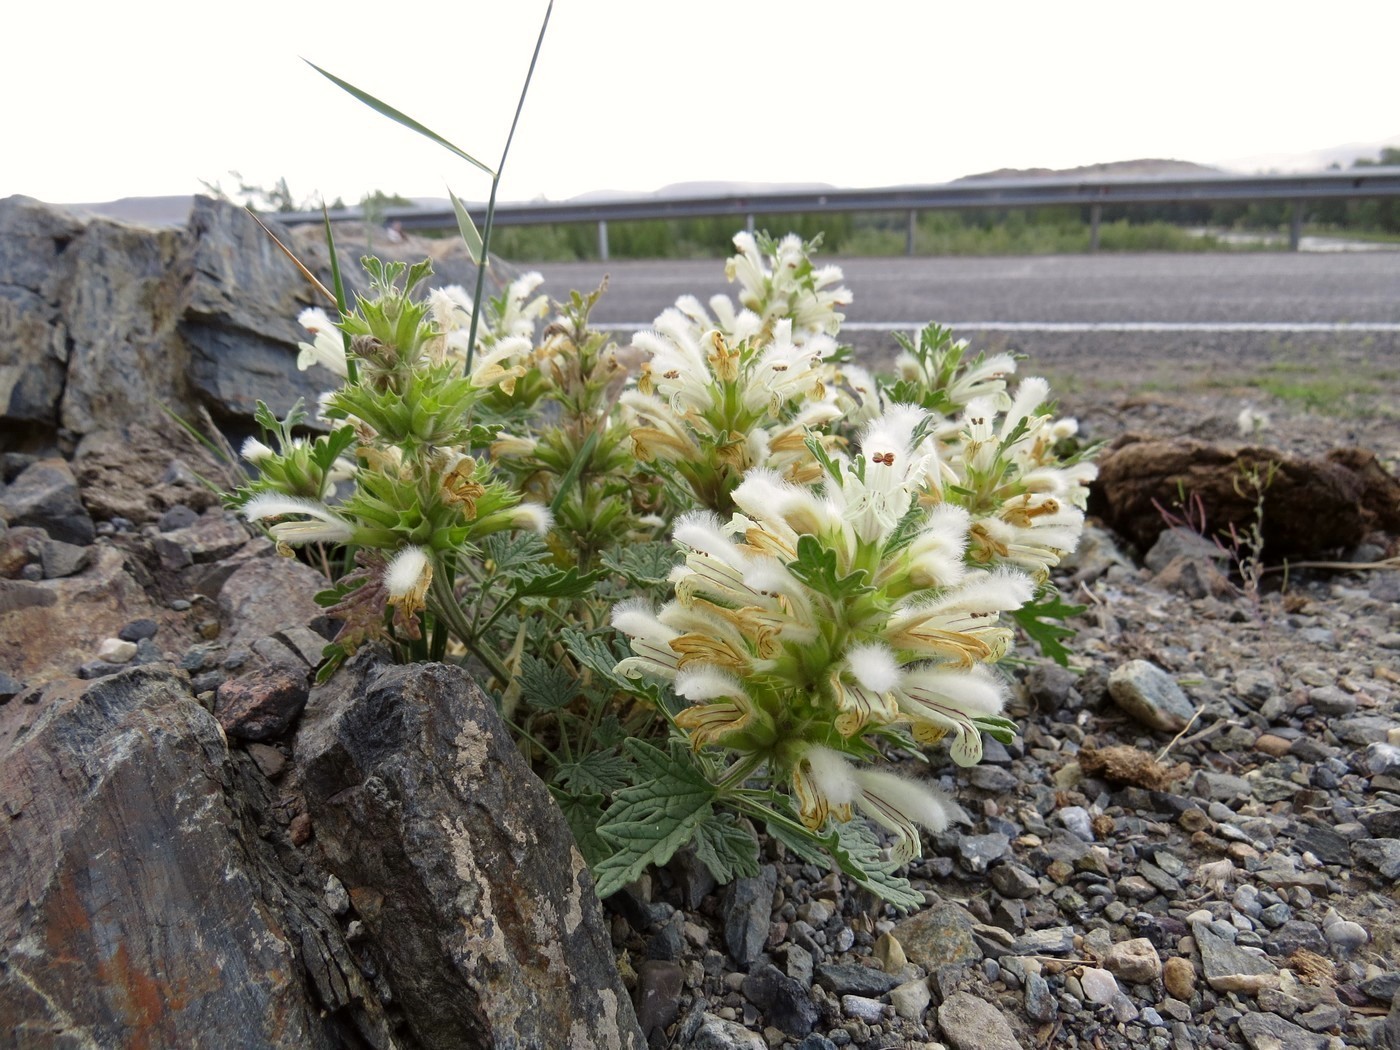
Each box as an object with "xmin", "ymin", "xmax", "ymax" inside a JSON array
[
  {"xmin": 0, "ymin": 195, "xmax": 336, "ymax": 448},
  {"xmin": 297, "ymin": 656, "xmax": 646, "ymax": 1050},
  {"xmin": 0, "ymin": 665, "xmax": 396, "ymax": 1048}
]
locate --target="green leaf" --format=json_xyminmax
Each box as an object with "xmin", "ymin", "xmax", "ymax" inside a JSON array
[
  {"xmin": 600, "ymin": 542, "xmax": 680, "ymax": 589},
  {"xmin": 591, "ymin": 748, "xmax": 717, "ymax": 898},
  {"xmin": 1010, "ymin": 585, "xmax": 1085, "ymax": 667},
  {"xmin": 310, "ymin": 425, "xmax": 358, "ymax": 473},
  {"xmin": 822, "ymin": 821, "xmax": 925, "ymax": 911},
  {"xmin": 517, "ymin": 652, "xmax": 577, "ymax": 711},
  {"xmin": 788, "ymin": 534, "xmax": 871, "ymax": 600},
  {"xmin": 449, "ymin": 187, "xmax": 485, "ymax": 265},
  {"xmin": 554, "ymin": 790, "xmax": 611, "ymax": 868},
  {"xmin": 690, "ymin": 811, "xmax": 760, "ymax": 884},
  {"xmin": 305, "ymin": 62, "xmax": 495, "ymax": 179},
  {"xmin": 972, "ymin": 714, "xmax": 1020, "ymax": 745},
  {"xmin": 552, "ymin": 749, "xmax": 634, "ymax": 795},
  {"xmin": 560, "ymin": 627, "xmax": 638, "ymax": 694},
  {"xmin": 510, "ymin": 564, "xmax": 607, "ymax": 601}
]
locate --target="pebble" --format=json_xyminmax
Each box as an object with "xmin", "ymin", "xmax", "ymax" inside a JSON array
[
  {"xmin": 1308, "ymin": 685, "xmax": 1356, "ymax": 716},
  {"xmin": 723, "ymin": 866, "xmax": 777, "ymax": 968},
  {"xmin": 1366, "ymin": 742, "xmax": 1400, "ymax": 777},
  {"xmin": 1107, "ymin": 660, "xmax": 1196, "ymax": 732},
  {"xmin": 840, "ymin": 995, "xmax": 884, "ymax": 1023},
  {"xmin": 937, "ymin": 991, "xmax": 1022, "ymax": 1050},
  {"xmin": 97, "ymin": 637, "xmax": 138, "ymax": 664},
  {"xmin": 1079, "ymin": 967, "xmax": 1119, "ymax": 1004},
  {"xmin": 741, "ymin": 963, "xmax": 817, "ymax": 1038},
  {"xmin": 889, "ymin": 979, "xmax": 930, "ymax": 1021},
  {"xmin": 1102, "ymin": 938, "xmax": 1163, "ymax": 984}
]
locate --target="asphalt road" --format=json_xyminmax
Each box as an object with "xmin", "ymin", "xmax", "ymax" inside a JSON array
[{"xmin": 532, "ymin": 252, "xmax": 1400, "ymax": 327}]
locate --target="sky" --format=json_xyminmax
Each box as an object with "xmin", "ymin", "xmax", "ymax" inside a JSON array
[{"xmin": 7, "ymin": 1, "xmax": 1400, "ymax": 208}]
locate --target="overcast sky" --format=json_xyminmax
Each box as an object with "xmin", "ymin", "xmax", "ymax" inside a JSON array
[{"xmin": 7, "ymin": 1, "xmax": 1399, "ymax": 207}]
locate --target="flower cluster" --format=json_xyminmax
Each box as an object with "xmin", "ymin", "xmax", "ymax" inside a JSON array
[{"xmin": 232, "ymin": 258, "xmax": 550, "ymax": 661}]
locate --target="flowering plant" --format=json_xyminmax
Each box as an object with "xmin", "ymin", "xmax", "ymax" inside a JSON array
[{"xmin": 232, "ymin": 27, "xmax": 1095, "ymax": 905}]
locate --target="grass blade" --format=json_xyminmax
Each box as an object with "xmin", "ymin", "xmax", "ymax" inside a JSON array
[
  {"xmin": 305, "ymin": 61, "xmax": 496, "ymax": 180},
  {"xmin": 321, "ymin": 205, "xmax": 358, "ymax": 384},
  {"xmin": 449, "ymin": 188, "xmax": 485, "ymax": 265},
  {"xmin": 245, "ymin": 209, "xmax": 335, "ymax": 304}
]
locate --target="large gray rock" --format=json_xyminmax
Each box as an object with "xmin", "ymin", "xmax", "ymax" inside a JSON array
[
  {"xmin": 0, "ymin": 665, "xmax": 393, "ymax": 1048},
  {"xmin": 0, "ymin": 197, "xmax": 83, "ymax": 428},
  {"xmin": 296, "ymin": 656, "xmax": 645, "ymax": 1050}
]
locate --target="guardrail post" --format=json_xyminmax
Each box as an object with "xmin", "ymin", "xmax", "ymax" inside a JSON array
[
  {"xmin": 598, "ymin": 220, "xmax": 609, "ymax": 261},
  {"xmin": 1089, "ymin": 204, "xmax": 1102, "ymax": 253},
  {"xmin": 1289, "ymin": 201, "xmax": 1304, "ymax": 251},
  {"xmin": 745, "ymin": 214, "xmax": 755, "ymax": 234},
  {"xmin": 906, "ymin": 210, "xmax": 917, "ymax": 256}
]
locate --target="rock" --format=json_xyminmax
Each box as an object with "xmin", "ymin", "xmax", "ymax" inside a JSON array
[
  {"xmin": 0, "ymin": 546, "xmax": 169, "ymax": 686},
  {"xmin": 1024, "ymin": 662, "xmax": 1077, "ymax": 712},
  {"xmin": 841, "ymin": 994, "xmax": 885, "ymax": 1022},
  {"xmin": 0, "ymin": 665, "xmax": 394, "ymax": 1048},
  {"xmin": 1192, "ymin": 920, "xmax": 1278, "ymax": 993},
  {"xmin": 1308, "ymin": 685, "xmax": 1356, "ymax": 716},
  {"xmin": 0, "ymin": 458, "xmax": 95, "ymax": 545},
  {"xmin": 215, "ymin": 665, "xmax": 310, "ymax": 741},
  {"xmin": 682, "ymin": 1013, "xmax": 766, "ymax": 1050},
  {"xmin": 1102, "ymin": 937, "xmax": 1163, "ymax": 984},
  {"xmin": 890, "ymin": 978, "xmax": 931, "ymax": 1021},
  {"xmin": 73, "ymin": 423, "xmax": 221, "ymax": 526},
  {"xmin": 1236, "ymin": 1011, "xmax": 1329, "ymax": 1050},
  {"xmin": 815, "ymin": 962, "xmax": 900, "ymax": 998},
  {"xmin": 246, "ymin": 741, "xmax": 287, "ymax": 779},
  {"xmin": 722, "ymin": 865, "xmax": 777, "ymax": 968},
  {"xmin": 96, "ymin": 637, "xmax": 137, "ymax": 663},
  {"xmin": 216, "ymin": 554, "xmax": 328, "ymax": 650},
  {"xmin": 1153, "ymin": 554, "xmax": 1235, "ymax": 599},
  {"xmin": 1107, "ymin": 659, "xmax": 1196, "ymax": 732},
  {"xmin": 297, "ymin": 656, "xmax": 643, "ymax": 1049},
  {"xmin": 959, "ymin": 831, "xmax": 1011, "ymax": 871},
  {"xmin": 990, "ymin": 863, "xmax": 1041, "ymax": 899},
  {"xmin": 1024, "ymin": 972, "xmax": 1056, "ymax": 1022},
  {"xmin": 118, "ymin": 617, "xmax": 159, "ymax": 642},
  {"xmin": 893, "ymin": 900, "xmax": 983, "ymax": 970},
  {"xmin": 1163, "ymin": 956, "xmax": 1196, "ymax": 999},
  {"xmin": 741, "ymin": 962, "xmax": 818, "ymax": 1037},
  {"xmin": 0, "ymin": 197, "xmax": 84, "ymax": 427},
  {"xmin": 39, "ymin": 537, "xmax": 90, "ymax": 579},
  {"xmin": 635, "ymin": 959, "xmax": 684, "ymax": 1037},
  {"xmin": 936, "ymin": 991, "xmax": 1025, "ymax": 1050},
  {"xmin": 159, "ymin": 509, "xmax": 250, "ymax": 565},
  {"xmin": 873, "ymin": 931, "xmax": 908, "ymax": 973},
  {"xmin": 1089, "ymin": 436, "xmax": 1373, "ymax": 560},
  {"xmin": 1144, "ymin": 525, "xmax": 1228, "ymax": 573},
  {"xmin": 1353, "ymin": 838, "xmax": 1400, "ymax": 879},
  {"xmin": 1078, "ymin": 966, "xmax": 1119, "ymax": 1004},
  {"xmin": 1367, "ymin": 743, "xmax": 1400, "ymax": 778}
]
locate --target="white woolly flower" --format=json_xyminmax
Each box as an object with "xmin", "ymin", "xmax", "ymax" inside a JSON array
[
  {"xmin": 296, "ymin": 308, "xmax": 347, "ymax": 378},
  {"xmin": 241, "ymin": 437, "xmax": 275, "ymax": 463},
  {"xmin": 385, "ymin": 546, "xmax": 433, "ymax": 610},
  {"xmin": 240, "ymin": 494, "xmax": 357, "ymax": 546},
  {"xmin": 509, "ymin": 502, "xmax": 553, "ymax": 535}
]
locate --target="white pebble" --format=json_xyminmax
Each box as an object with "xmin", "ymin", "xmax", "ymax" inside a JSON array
[{"xmin": 98, "ymin": 637, "xmax": 137, "ymax": 663}]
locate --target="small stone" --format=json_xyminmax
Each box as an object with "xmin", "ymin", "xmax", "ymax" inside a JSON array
[
  {"xmin": 958, "ymin": 832, "xmax": 1011, "ymax": 872},
  {"xmin": 1024, "ymin": 972, "xmax": 1057, "ymax": 1022},
  {"xmin": 1236, "ymin": 1012, "xmax": 1329, "ymax": 1050},
  {"xmin": 1254, "ymin": 733, "xmax": 1294, "ymax": 757},
  {"xmin": 741, "ymin": 962, "xmax": 817, "ymax": 1037},
  {"xmin": 324, "ymin": 875, "xmax": 350, "ymax": 915},
  {"xmin": 157, "ymin": 504, "xmax": 200, "ymax": 531},
  {"xmin": 1193, "ymin": 920, "xmax": 1278, "ymax": 992},
  {"xmin": 1078, "ymin": 966, "xmax": 1119, "ymax": 1004},
  {"xmin": 873, "ymin": 932, "xmax": 907, "ymax": 973},
  {"xmin": 634, "ymin": 959, "xmax": 684, "ymax": 1036},
  {"xmin": 1108, "ymin": 660, "xmax": 1196, "ymax": 732},
  {"xmin": 1163, "ymin": 956, "xmax": 1196, "ymax": 1000},
  {"xmin": 1324, "ymin": 920, "xmax": 1368, "ymax": 955},
  {"xmin": 39, "ymin": 539, "xmax": 90, "ymax": 579},
  {"xmin": 840, "ymin": 995, "xmax": 884, "ymax": 1023},
  {"xmin": 1353, "ymin": 839, "xmax": 1400, "ymax": 879},
  {"xmin": 1102, "ymin": 937, "xmax": 1163, "ymax": 984},
  {"xmin": 936, "ymin": 991, "xmax": 1022, "ymax": 1050},
  {"xmin": 117, "ymin": 617, "xmax": 160, "ymax": 642},
  {"xmin": 1058, "ymin": 806, "xmax": 1095, "ymax": 842},
  {"xmin": 815, "ymin": 963, "xmax": 900, "ymax": 998},
  {"xmin": 245, "ymin": 742, "xmax": 286, "ymax": 779},
  {"xmin": 990, "ymin": 863, "xmax": 1040, "ymax": 899},
  {"xmin": 723, "ymin": 865, "xmax": 777, "ymax": 968},
  {"xmin": 889, "ymin": 979, "xmax": 931, "ymax": 1021},
  {"xmin": 1366, "ymin": 743, "xmax": 1400, "ymax": 778},
  {"xmin": 893, "ymin": 901, "xmax": 982, "ymax": 970},
  {"xmin": 288, "ymin": 813, "xmax": 312, "ymax": 846},
  {"xmin": 1308, "ymin": 685, "xmax": 1355, "ymax": 716},
  {"xmin": 686, "ymin": 1013, "xmax": 766, "ymax": 1050},
  {"xmin": 214, "ymin": 666, "xmax": 310, "ymax": 741},
  {"xmin": 97, "ymin": 637, "xmax": 138, "ymax": 664}
]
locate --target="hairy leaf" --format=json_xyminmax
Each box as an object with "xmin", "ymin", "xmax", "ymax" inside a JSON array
[
  {"xmin": 690, "ymin": 811, "xmax": 761, "ymax": 884},
  {"xmin": 788, "ymin": 535, "xmax": 871, "ymax": 600},
  {"xmin": 554, "ymin": 790, "xmax": 611, "ymax": 868},
  {"xmin": 517, "ymin": 652, "xmax": 577, "ymax": 711},
  {"xmin": 552, "ymin": 749, "xmax": 634, "ymax": 796},
  {"xmin": 600, "ymin": 542, "xmax": 681, "ymax": 589}
]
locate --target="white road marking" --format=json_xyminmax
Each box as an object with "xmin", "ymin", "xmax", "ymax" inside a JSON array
[{"xmin": 598, "ymin": 321, "xmax": 1400, "ymax": 333}]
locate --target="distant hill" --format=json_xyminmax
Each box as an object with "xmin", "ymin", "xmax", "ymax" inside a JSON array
[
  {"xmin": 956, "ymin": 159, "xmax": 1222, "ymax": 182},
  {"xmin": 1217, "ymin": 133, "xmax": 1400, "ymax": 174}
]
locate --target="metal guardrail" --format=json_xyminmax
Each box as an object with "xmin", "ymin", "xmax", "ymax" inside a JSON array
[{"xmin": 276, "ymin": 167, "xmax": 1400, "ymax": 257}]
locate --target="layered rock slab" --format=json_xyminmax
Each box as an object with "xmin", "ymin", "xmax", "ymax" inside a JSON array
[{"xmin": 297, "ymin": 656, "xmax": 645, "ymax": 1050}]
